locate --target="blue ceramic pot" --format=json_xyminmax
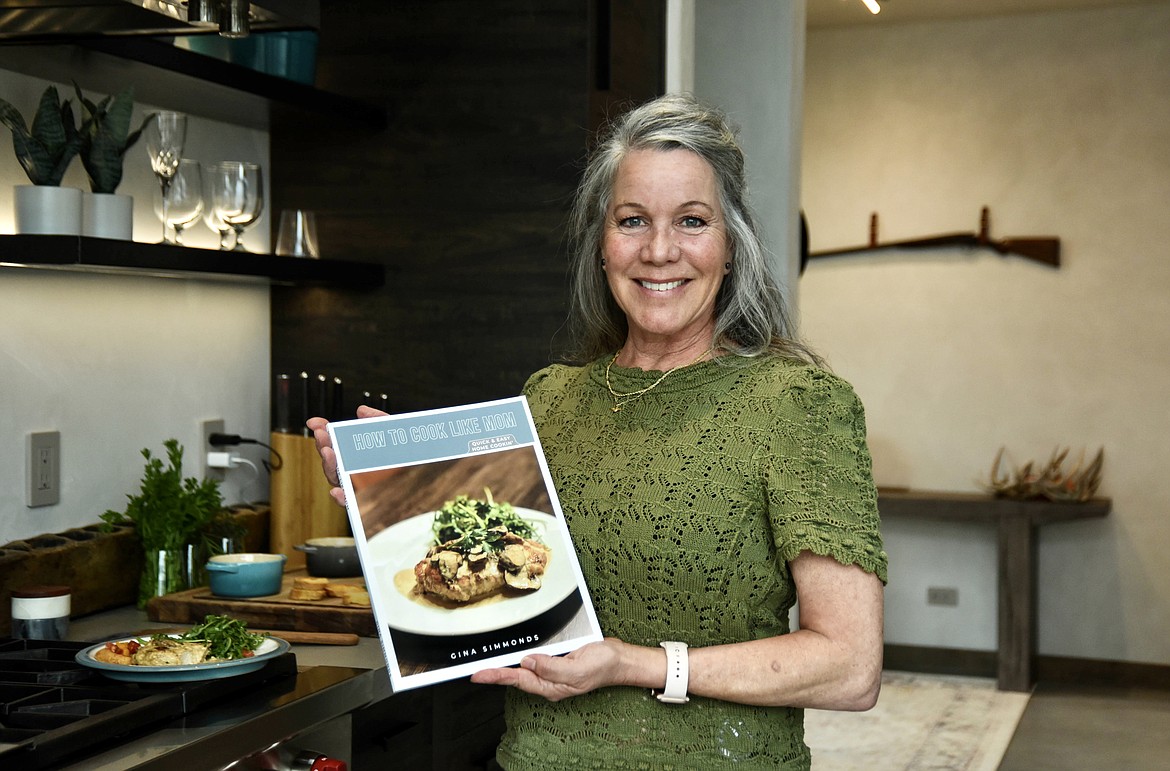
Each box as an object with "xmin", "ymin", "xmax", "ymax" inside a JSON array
[{"xmin": 205, "ymin": 553, "xmax": 286, "ymax": 597}]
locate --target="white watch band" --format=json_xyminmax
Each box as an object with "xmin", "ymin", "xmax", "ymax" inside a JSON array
[{"xmin": 655, "ymin": 641, "xmax": 690, "ymax": 704}]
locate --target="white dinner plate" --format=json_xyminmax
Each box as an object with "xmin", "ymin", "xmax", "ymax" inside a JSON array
[
  {"xmin": 75, "ymin": 635, "xmax": 290, "ymax": 683},
  {"xmin": 364, "ymin": 508, "xmax": 577, "ymax": 636}
]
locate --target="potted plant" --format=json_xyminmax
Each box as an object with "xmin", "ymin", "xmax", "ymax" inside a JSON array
[
  {"xmin": 101, "ymin": 439, "xmax": 225, "ymax": 608},
  {"xmin": 73, "ymin": 83, "xmax": 152, "ymax": 240},
  {"xmin": 0, "ymin": 85, "xmax": 85, "ymax": 234}
]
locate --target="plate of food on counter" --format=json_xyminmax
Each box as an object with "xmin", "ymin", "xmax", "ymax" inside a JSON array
[
  {"xmin": 76, "ymin": 614, "xmax": 290, "ymax": 682},
  {"xmin": 364, "ymin": 491, "xmax": 577, "ymax": 636}
]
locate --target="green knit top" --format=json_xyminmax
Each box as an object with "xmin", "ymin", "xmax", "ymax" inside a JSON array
[{"xmin": 497, "ymin": 354, "xmax": 887, "ymax": 770}]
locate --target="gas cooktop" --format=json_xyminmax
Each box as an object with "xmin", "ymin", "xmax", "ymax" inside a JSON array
[{"xmin": 0, "ymin": 637, "xmax": 297, "ymax": 769}]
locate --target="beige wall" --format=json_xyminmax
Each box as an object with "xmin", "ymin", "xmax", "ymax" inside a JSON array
[{"xmin": 801, "ymin": 3, "xmax": 1170, "ymax": 664}]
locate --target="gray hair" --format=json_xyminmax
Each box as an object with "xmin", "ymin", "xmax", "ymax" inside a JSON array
[{"xmin": 564, "ymin": 93, "xmax": 820, "ymax": 366}]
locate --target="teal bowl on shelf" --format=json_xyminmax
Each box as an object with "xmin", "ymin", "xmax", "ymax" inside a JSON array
[
  {"xmin": 183, "ymin": 31, "xmax": 318, "ymax": 85},
  {"xmin": 205, "ymin": 552, "xmax": 286, "ymax": 597}
]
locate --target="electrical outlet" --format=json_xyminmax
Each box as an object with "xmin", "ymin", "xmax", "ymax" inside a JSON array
[
  {"xmin": 927, "ymin": 586, "xmax": 959, "ymax": 607},
  {"xmin": 26, "ymin": 431, "xmax": 60, "ymax": 507},
  {"xmin": 201, "ymin": 419, "xmax": 226, "ymax": 482}
]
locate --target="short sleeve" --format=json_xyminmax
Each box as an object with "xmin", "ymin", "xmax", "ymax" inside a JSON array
[
  {"xmin": 522, "ymin": 366, "xmax": 556, "ymax": 398},
  {"xmin": 763, "ymin": 368, "xmax": 887, "ymax": 583}
]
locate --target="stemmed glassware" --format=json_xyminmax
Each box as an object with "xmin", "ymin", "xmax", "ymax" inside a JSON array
[
  {"xmin": 204, "ymin": 161, "xmax": 264, "ymax": 252},
  {"xmin": 153, "ymin": 159, "xmax": 203, "ymax": 245},
  {"xmin": 145, "ymin": 112, "xmax": 188, "ymax": 243},
  {"xmin": 202, "ymin": 205, "xmax": 233, "ymax": 251},
  {"xmin": 201, "ymin": 177, "xmax": 232, "ymax": 251}
]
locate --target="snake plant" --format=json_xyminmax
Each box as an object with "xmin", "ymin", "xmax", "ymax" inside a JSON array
[
  {"xmin": 0, "ymin": 85, "xmax": 83, "ymax": 186},
  {"xmin": 74, "ymin": 83, "xmax": 152, "ymax": 195}
]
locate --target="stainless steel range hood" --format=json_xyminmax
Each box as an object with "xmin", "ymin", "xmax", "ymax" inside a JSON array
[{"xmin": 0, "ymin": 0, "xmax": 320, "ymax": 41}]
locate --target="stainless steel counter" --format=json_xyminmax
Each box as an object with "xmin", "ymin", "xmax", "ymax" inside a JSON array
[{"xmin": 59, "ymin": 606, "xmax": 394, "ymax": 770}]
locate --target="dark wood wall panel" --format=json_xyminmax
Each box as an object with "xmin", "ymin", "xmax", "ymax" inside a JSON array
[
  {"xmin": 588, "ymin": 0, "xmax": 666, "ymax": 137},
  {"xmin": 270, "ymin": 0, "xmax": 664, "ymax": 422},
  {"xmin": 268, "ymin": 1, "xmax": 664, "ymax": 762}
]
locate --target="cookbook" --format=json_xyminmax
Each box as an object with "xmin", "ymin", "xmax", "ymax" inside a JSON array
[{"xmin": 328, "ymin": 396, "xmax": 603, "ymax": 691}]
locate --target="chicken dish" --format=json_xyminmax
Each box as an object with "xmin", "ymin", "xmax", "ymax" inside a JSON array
[
  {"xmin": 91, "ymin": 614, "xmax": 266, "ymax": 666},
  {"xmin": 412, "ymin": 490, "xmax": 550, "ymax": 604},
  {"xmin": 94, "ymin": 637, "xmax": 213, "ymax": 666}
]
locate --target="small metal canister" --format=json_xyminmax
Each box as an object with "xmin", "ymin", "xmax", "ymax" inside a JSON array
[{"xmin": 11, "ymin": 585, "xmax": 71, "ymax": 640}]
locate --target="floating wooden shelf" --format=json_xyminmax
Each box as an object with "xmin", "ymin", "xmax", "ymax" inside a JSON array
[
  {"xmin": 0, "ymin": 234, "xmax": 384, "ymax": 288},
  {"xmin": 811, "ymin": 207, "xmax": 1061, "ymax": 268}
]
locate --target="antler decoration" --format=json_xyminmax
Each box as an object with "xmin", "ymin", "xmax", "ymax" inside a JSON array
[{"xmin": 984, "ymin": 446, "xmax": 1104, "ymax": 502}]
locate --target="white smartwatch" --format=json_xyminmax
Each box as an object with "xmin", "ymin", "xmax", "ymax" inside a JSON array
[{"xmin": 655, "ymin": 641, "xmax": 690, "ymax": 704}]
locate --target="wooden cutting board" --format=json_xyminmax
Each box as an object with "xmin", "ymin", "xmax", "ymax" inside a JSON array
[{"xmin": 146, "ymin": 570, "xmax": 376, "ymax": 637}]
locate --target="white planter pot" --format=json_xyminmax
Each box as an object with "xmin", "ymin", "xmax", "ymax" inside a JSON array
[
  {"xmin": 81, "ymin": 192, "xmax": 133, "ymax": 240},
  {"xmin": 14, "ymin": 185, "xmax": 83, "ymax": 235}
]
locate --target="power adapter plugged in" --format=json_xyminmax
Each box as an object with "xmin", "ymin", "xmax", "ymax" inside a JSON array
[
  {"xmin": 207, "ymin": 451, "xmax": 239, "ymax": 469},
  {"xmin": 206, "ymin": 432, "xmax": 280, "ymax": 475},
  {"xmin": 207, "ymin": 450, "xmax": 261, "ymax": 476}
]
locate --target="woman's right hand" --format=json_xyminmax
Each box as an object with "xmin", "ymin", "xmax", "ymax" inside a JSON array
[{"xmin": 306, "ymin": 405, "xmax": 389, "ymax": 506}]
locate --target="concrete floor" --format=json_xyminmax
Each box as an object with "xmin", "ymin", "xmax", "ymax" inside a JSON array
[{"xmin": 998, "ymin": 683, "xmax": 1170, "ymax": 769}]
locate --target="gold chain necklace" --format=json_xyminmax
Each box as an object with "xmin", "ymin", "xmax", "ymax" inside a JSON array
[{"xmin": 605, "ymin": 348, "xmax": 714, "ymax": 413}]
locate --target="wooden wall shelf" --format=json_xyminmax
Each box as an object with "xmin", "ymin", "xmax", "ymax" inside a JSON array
[
  {"xmin": 878, "ymin": 488, "xmax": 1111, "ymax": 691},
  {"xmin": 0, "ymin": 235, "xmax": 384, "ymax": 288},
  {"xmin": 811, "ymin": 208, "xmax": 1061, "ymax": 268}
]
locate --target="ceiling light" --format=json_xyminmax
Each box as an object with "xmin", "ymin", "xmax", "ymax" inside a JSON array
[{"xmin": 861, "ymin": 0, "xmax": 881, "ymax": 14}]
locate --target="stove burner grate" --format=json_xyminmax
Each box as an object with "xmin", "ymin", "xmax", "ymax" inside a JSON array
[{"xmin": 0, "ymin": 637, "xmax": 297, "ymax": 769}]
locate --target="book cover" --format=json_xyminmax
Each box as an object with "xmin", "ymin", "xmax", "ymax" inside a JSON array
[{"xmin": 328, "ymin": 396, "xmax": 603, "ymax": 692}]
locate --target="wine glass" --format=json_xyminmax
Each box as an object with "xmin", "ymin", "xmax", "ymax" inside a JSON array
[
  {"xmin": 153, "ymin": 159, "xmax": 203, "ymax": 245},
  {"xmin": 205, "ymin": 161, "xmax": 264, "ymax": 252},
  {"xmin": 202, "ymin": 206, "xmax": 233, "ymax": 250},
  {"xmin": 200, "ymin": 171, "xmax": 233, "ymax": 250},
  {"xmin": 144, "ymin": 112, "xmax": 188, "ymax": 243}
]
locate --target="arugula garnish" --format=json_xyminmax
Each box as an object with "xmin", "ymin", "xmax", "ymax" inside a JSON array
[
  {"xmin": 151, "ymin": 614, "xmax": 267, "ymax": 660},
  {"xmin": 430, "ymin": 488, "xmax": 538, "ymax": 554}
]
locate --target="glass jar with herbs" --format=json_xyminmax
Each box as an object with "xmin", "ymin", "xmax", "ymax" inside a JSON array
[{"xmin": 101, "ymin": 439, "xmax": 228, "ymax": 608}]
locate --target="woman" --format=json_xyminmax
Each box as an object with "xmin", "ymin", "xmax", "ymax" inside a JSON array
[{"xmin": 311, "ymin": 94, "xmax": 886, "ymax": 769}]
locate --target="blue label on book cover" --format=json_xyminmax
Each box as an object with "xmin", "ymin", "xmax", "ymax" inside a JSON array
[{"xmin": 329, "ymin": 397, "xmax": 535, "ymax": 471}]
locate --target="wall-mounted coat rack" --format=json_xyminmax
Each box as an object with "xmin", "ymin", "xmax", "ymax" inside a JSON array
[{"xmin": 809, "ymin": 207, "xmax": 1061, "ymax": 268}]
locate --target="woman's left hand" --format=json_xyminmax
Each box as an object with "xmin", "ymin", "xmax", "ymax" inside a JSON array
[{"xmin": 470, "ymin": 637, "xmax": 631, "ymax": 702}]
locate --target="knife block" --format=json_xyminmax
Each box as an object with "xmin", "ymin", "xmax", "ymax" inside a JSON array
[{"xmin": 268, "ymin": 432, "xmax": 349, "ymax": 570}]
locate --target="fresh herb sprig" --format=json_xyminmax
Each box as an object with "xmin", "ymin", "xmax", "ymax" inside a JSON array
[
  {"xmin": 153, "ymin": 614, "xmax": 267, "ymax": 660},
  {"xmin": 100, "ymin": 439, "xmax": 224, "ymax": 551},
  {"xmin": 431, "ymin": 488, "xmax": 537, "ymax": 554}
]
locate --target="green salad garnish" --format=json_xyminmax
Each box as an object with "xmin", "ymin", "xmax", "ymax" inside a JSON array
[
  {"xmin": 431, "ymin": 488, "xmax": 538, "ymax": 554},
  {"xmin": 150, "ymin": 614, "xmax": 267, "ymax": 660}
]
